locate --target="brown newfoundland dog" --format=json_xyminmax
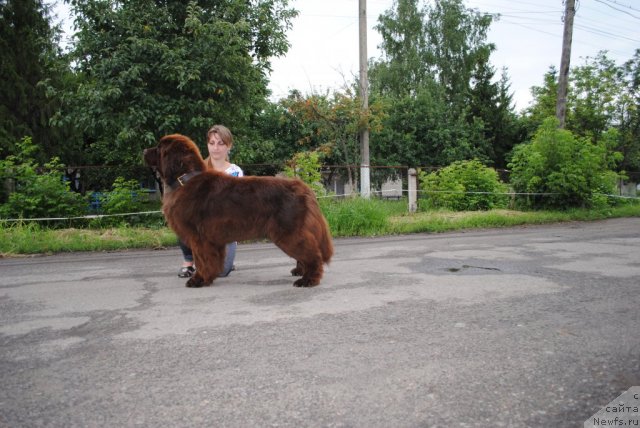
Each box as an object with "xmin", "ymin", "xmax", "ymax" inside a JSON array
[{"xmin": 143, "ymin": 134, "xmax": 333, "ymax": 288}]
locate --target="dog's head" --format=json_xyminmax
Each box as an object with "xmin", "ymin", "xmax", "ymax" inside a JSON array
[{"xmin": 143, "ymin": 134, "xmax": 206, "ymax": 185}]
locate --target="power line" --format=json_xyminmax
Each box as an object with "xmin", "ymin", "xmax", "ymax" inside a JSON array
[
  {"xmin": 595, "ymin": 0, "xmax": 640, "ymax": 19},
  {"xmin": 497, "ymin": 18, "xmax": 561, "ymax": 38},
  {"xmin": 599, "ymin": 0, "xmax": 640, "ymax": 14},
  {"xmin": 473, "ymin": 1, "xmax": 638, "ymax": 53},
  {"xmin": 574, "ymin": 23, "xmax": 640, "ymax": 43}
]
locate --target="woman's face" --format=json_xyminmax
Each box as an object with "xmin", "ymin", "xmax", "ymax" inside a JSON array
[{"xmin": 207, "ymin": 133, "xmax": 230, "ymax": 160}]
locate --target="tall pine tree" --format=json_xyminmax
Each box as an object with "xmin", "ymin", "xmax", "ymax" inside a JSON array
[{"xmin": 0, "ymin": 0, "xmax": 67, "ymax": 161}]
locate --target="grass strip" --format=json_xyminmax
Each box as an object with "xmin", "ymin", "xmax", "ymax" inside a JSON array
[{"xmin": 1, "ymin": 202, "xmax": 639, "ymax": 257}]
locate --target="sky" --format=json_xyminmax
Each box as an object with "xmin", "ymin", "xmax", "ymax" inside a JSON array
[
  {"xmin": 51, "ymin": 0, "xmax": 640, "ymax": 112},
  {"xmin": 267, "ymin": 0, "xmax": 640, "ymax": 111}
]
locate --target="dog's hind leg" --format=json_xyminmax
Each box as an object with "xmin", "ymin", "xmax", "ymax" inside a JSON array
[
  {"xmin": 290, "ymin": 261, "xmax": 304, "ymax": 277},
  {"xmin": 185, "ymin": 242, "xmax": 225, "ymax": 288},
  {"xmin": 293, "ymin": 257, "xmax": 323, "ymax": 287},
  {"xmin": 277, "ymin": 234, "xmax": 324, "ymax": 287}
]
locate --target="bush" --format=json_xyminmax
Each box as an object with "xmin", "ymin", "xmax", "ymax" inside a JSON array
[
  {"xmin": 418, "ymin": 159, "xmax": 509, "ymax": 211},
  {"xmin": 99, "ymin": 177, "xmax": 146, "ymax": 214},
  {"xmin": 92, "ymin": 177, "xmax": 160, "ymax": 227},
  {"xmin": 284, "ymin": 151, "xmax": 325, "ymax": 196},
  {"xmin": 0, "ymin": 137, "xmax": 87, "ymax": 222},
  {"xmin": 508, "ymin": 117, "xmax": 621, "ymax": 209}
]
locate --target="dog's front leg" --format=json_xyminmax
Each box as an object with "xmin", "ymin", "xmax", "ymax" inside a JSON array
[
  {"xmin": 186, "ymin": 274, "xmax": 207, "ymax": 288},
  {"xmin": 185, "ymin": 242, "xmax": 225, "ymax": 288}
]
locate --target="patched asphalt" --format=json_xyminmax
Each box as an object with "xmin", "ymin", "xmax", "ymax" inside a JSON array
[{"xmin": 1, "ymin": 218, "xmax": 639, "ymax": 427}]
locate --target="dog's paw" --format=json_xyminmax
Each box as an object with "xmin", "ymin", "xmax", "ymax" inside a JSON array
[
  {"xmin": 186, "ymin": 277, "xmax": 208, "ymax": 288},
  {"xmin": 290, "ymin": 267, "xmax": 304, "ymax": 277},
  {"xmin": 293, "ymin": 278, "xmax": 319, "ymax": 288}
]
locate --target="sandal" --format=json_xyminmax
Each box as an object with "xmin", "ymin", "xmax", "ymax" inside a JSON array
[
  {"xmin": 218, "ymin": 265, "xmax": 236, "ymax": 278},
  {"xmin": 178, "ymin": 266, "xmax": 195, "ymax": 278}
]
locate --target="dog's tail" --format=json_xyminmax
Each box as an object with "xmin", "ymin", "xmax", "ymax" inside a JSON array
[
  {"xmin": 309, "ymin": 196, "xmax": 333, "ymax": 264},
  {"xmin": 318, "ymin": 213, "xmax": 334, "ymax": 264}
]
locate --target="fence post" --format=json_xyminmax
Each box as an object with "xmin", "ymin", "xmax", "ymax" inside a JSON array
[
  {"xmin": 408, "ymin": 168, "xmax": 417, "ymax": 213},
  {"xmin": 3, "ymin": 168, "xmax": 15, "ymax": 198}
]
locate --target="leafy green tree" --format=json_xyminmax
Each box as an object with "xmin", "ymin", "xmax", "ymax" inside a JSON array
[
  {"xmin": 371, "ymin": 0, "xmax": 428, "ymax": 96},
  {"xmin": 568, "ymin": 52, "xmax": 621, "ymax": 140},
  {"xmin": 260, "ymin": 89, "xmax": 385, "ymax": 188},
  {"xmin": 242, "ymin": 95, "xmax": 305, "ymax": 175},
  {"xmin": 372, "ymin": 85, "xmax": 485, "ymax": 168},
  {"xmin": 369, "ymin": 0, "xmax": 504, "ymax": 170},
  {"xmin": 508, "ymin": 117, "xmax": 621, "ymax": 209},
  {"xmin": 372, "ymin": 0, "xmax": 494, "ymax": 106},
  {"xmin": 522, "ymin": 67, "xmax": 559, "ymax": 138},
  {"xmin": 569, "ymin": 51, "xmax": 640, "ymax": 173},
  {"xmin": 0, "ymin": 0, "xmax": 71, "ymax": 162},
  {"xmin": 63, "ymin": 0, "xmax": 296, "ymax": 168},
  {"xmin": 424, "ymin": 0, "xmax": 494, "ymax": 107},
  {"xmin": 525, "ymin": 52, "xmax": 640, "ymax": 173},
  {"xmin": 618, "ymin": 49, "xmax": 640, "ymax": 172}
]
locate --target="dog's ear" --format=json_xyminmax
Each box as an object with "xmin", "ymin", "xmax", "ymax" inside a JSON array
[
  {"xmin": 143, "ymin": 147, "xmax": 159, "ymax": 168},
  {"xmin": 157, "ymin": 134, "xmax": 204, "ymax": 182},
  {"xmin": 158, "ymin": 136, "xmax": 183, "ymax": 182}
]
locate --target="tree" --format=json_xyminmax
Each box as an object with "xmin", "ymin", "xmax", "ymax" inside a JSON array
[
  {"xmin": 618, "ymin": 49, "xmax": 640, "ymax": 172},
  {"xmin": 568, "ymin": 52, "xmax": 621, "ymax": 140},
  {"xmin": 0, "ymin": 0, "xmax": 70, "ymax": 162},
  {"xmin": 424, "ymin": 0, "xmax": 494, "ymax": 108},
  {"xmin": 259, "ymin": 89, "xmax": 385, "ymax": 189},
  {"xmin": 524, "ymin": 51, "xmax": 640, "ymax": 173},
  {"xmin": 522, "ymin": 67, "xmax": 559, "ymax": 138},
  {"xmin": 372, "ymin": 0, "xmax": 495, "ymax": 106},
  {"xmin": 468, "ymin": 64, "xmax": 523, "ymax": 168},
  {"xmin": 63, "ymin": 0, "xmax": 296, "ymax": 169},
  {"xmin": 372, "ymin": 84, "xmax": 485, "ymax": 168},
  {"xmin": 371, "ymin": 0, "xmax": 428, "ymax": 97},
  {"xmin": 369, "ymin": 0, "xmax": 500, "ymax": 169}
]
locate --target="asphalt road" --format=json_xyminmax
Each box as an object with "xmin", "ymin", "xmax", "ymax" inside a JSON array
[{"xmin": 1, "ymin": 218, "xmax": 639, "ymax": 427}]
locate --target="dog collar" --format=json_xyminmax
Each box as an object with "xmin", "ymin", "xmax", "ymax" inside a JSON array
[{"xmin": 169, "ymin": 171, "xmax": 202, "ymax": 190}]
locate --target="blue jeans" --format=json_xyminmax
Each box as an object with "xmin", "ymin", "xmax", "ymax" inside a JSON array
[{"xmin": 179, "ymin": 240, "xmax": 237, "ymax": 277}]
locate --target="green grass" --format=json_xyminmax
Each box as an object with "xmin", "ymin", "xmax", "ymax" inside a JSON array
[
  {"xmin": 0, "ymin": 221, "xmax": 177, "ymax": 256},
  {"xmin": 388, "ymin": 204, "xmax": 640, "ymax": 234},
  {"xmin": 1, "ymin": 198, "xmax": 639, "ymax": 257},
  {"xmin": 319, "ymin": 197, "xmax": 400, "ymax": 236}
]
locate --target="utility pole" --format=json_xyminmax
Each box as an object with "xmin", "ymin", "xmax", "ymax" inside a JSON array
[
  {"xmin": 556, "ymin": 0, "xmax": 576, "ymax": 129},
  {"xmin": 359, "ymin": 0, "xmax": 370, "ymax": 198}
]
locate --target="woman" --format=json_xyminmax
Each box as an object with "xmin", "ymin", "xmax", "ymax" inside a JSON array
[{"xmin": 178, "ymin": 124, "xmax": 243, "ymax": 278}]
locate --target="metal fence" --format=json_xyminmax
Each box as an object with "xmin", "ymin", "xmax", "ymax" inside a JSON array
[{"xmin": 3, "ymin": 163, "xmax": 639, "ymax": 205}]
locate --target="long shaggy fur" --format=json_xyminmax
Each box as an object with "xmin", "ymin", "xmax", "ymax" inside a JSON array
[{"xmin": 143, "ymin": 134, "xmax": 333, "ymax": 288}]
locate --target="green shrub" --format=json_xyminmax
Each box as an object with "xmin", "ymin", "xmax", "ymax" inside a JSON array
[
  {"xmin": 93, "ymin": 177, "xmax": 159, "ymax": 227},
  {"xmin": 508, "ymin": 117, "xmax": 621, "ymax": 209},
  {"xmin": 0, "ymin": 137, "xmax": 87, "ymax": 222},
  {"xmin": 284, "ymin": 151, "xmax": 325, "ymax": 196},
  {"xmin": 99, "ymin": 177, "xmax": 146, "ymax": 214},
  {"xmin": 418, "ymin": 159, "xmax": 509, "ymax": 211}
]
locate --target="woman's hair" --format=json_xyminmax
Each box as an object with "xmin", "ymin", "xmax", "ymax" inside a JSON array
[{"xmin": 207, "ymin": 124, "xmax": 234, "ymax": 148}]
